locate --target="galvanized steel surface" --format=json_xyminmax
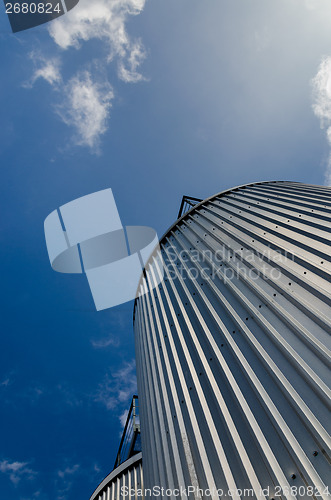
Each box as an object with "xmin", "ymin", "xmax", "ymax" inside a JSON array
[
  {"xmin": 89, "ymin": 453, "xmax": 144, "ymax": 500},
  {"xmin": 133, "ymin": 181, "xmax": 331, "ymax": 500}
]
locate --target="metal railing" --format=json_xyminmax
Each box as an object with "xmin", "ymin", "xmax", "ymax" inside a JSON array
[
  {"xmin": 177, "ymin": 195, "xmax": 202, "ymax": 219},
  {"xmin": 114, "ymin": 395, "xmax": 141, "ymax": 469}
]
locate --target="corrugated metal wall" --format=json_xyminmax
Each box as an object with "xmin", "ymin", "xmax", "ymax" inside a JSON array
[
  {"xmin": 133, "ymin": 181, "xmax": 331, "ymax": 500},
  {"xmin": 90, "ymin": 453, "xmax": 144, "ymax": 500}
]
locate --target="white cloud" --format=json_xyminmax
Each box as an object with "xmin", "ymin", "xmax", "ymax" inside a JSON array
[
  {"xmin": 48, "ymin": 0, "xmax": 146, "ymax": 83},
  {"xmin": 55, "ymin": 462, "xmax": 81, "ymax": 500},
  {"xmin": 119, "ymin": 409, "xmax": 128, "ymax": 427},
  {"xmin": 1, "ymin": 378, "xmax": 11, "ymax": 387},
  {"xmin": 91, "ymin": 334, "xmax": 119, "ymax": 349},
  {"xmin": 0, "ymin": 460, "xmax": 37, "ymax": 485},
  {"xmin": 94, "ymin": 360, "xmax": 137, "ymax": 410},
  {"xmin": 93, "ymin": 463, "xmax": 101, "ymax": 474},
  {"xmin": 312, "ymin": 56, "xmax": 331, "ymax": 185},
  {"xmin": 57, "ymin": 464, "xmax": 80, "ymax": 479},
  {"xmin": 25, "ymin": 0, "xmax": 147, "ymax": 151},
  {"xmin": 0, "ymin": 370, "xmax": 15, "ymax": 388},
  {"xmin": 25, "ymin": 53, "xmax": 62, "ymax": 88},
  {"xmin": 118, "ymin": 39, "xmax": 147, "ymax": 83},
  {"xmin": 56, "ymin": 71, "xmax": 114, "ymax": 150}
]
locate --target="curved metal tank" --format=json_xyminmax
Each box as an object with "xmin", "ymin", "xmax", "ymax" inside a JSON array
[
  {"xmin": 133, "ymin": 181, "xmax": 331, "ymax": 500},
  {"xmin": 89, "ymin": 453, "xmax": 144, "ymax": 500}
]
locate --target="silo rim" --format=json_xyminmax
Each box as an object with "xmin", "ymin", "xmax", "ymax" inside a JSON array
[
  {"xmin": 133, "ymin": 179, "xmax": 303, "ymax": 320},
  {"xmin": 89, "ymin": 452, "xmax": 143, "ymax": 500}
]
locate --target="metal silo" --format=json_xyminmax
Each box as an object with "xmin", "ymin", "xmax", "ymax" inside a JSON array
[
  {"xmin": 90, "ymin": 396, "xmax": 145, "ymax": 500},
  {"xmin": 133, "ymin": 181, "xmax": 331, "ymax": 500},
  {"xmin": 89, "ymin": 453, "xmax": 143, "ymax": 500}
]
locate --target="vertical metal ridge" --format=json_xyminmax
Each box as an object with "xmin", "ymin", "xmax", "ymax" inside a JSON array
[
  {"xmin": 176, "ymin": 217, "xmax": 331, "ymax": 337},
  {"xmin": 133, "ymin": 181, "xmax": 331, "ymax": 498},
  {"xmin": 164, "ymin": 235, "xmax": 330, "ymax": 447}
]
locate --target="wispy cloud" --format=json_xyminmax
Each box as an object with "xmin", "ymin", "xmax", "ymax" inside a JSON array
[
  {"xmin": 25, "ymin": 0, "xmax": 147, "ymax": 151},
  {"xmin": 48, "ymin": 0, "xmax": 146, "ymax": 81},
  {"xmin": 0, "ymin": 459, "xmax": 37, "ymax": 485},
  {"xmin": 56, "ymin": 71, "xmax": 114, "ymax": 150},
  {"xmin": 119, "ymin": 409, "xmax": 128, "ymax": 427},
  {"xmin": 91, "ymin": 334, "xmax": 119, "ymax": 349},
  {"xmin": 24, "ymin": 52, "xmax": 62, "ymax": 88},
  {"xmin": 312, "ymin": 56, "xmax": 331, "ymax": 185},
  {"xmin": 57, "ymin": 464, "xmax": 80, "ymax": 479},
  {"xmin": 19, "ymin": 491, "xmax": 42, "ymax": 500},
  {"xmin": 55, "ymin": 383, "xmax": 83, "ymax": 408},
  {"xmin": 94, "ymin": 360, "xmax": 136, "ymax": 410},
  {"xmin": 0, "ymin": 370, "xmax": 16, "ymax": 388},
  {"xmin": 56, "ymin": 462, "xmax": 81, "ymax": 500},
  {"xmin": 1, "ymin": 377, "xmax": 12, "ymax": 388},
  {"xmin": 118, "ymin": 39, "xmax": 147, "ymax": 83}
]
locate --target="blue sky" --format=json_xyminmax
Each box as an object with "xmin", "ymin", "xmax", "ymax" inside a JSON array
[{"xmin": 1, "ymin": 0, "xmax": 331, "ymax": 498}]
